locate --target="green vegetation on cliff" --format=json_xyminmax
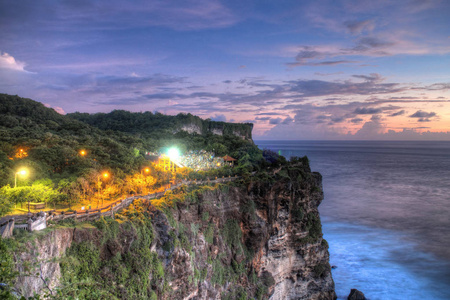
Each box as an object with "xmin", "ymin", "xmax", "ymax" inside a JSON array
[
  {"xmin": 56, "ymin": 215, "xmax": 165, "ymax": 299},
  {"xmin": 68, "ymin": 110, "xmax": 253, "ymax": 142},
  {"xmin": 0, "ymin": 94, "xmax": 333, "ymax": 299},
  {"xmin": 0, "ymin": 94, "xmax": 260, "ymax": 216}
]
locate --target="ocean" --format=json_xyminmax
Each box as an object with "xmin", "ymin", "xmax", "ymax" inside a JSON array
[{"xmin": 255, "ymin": 140, "xmax": 450, "ymax": 300}]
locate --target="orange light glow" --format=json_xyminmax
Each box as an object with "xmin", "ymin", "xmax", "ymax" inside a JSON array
[
  {"xmin": 145, "ymin": 168, "xmax": 150, "ymax": 173},
  {"xmin": 103, "ymin": 172, "xmax": 109, "ymax": 179},
  {"xmin": 80, "ymin": 150, "xmax": 87, "ymax": 156},
  {"xmin": 14, "ymin": 147, "xmax": 29, "ymax": 159}
]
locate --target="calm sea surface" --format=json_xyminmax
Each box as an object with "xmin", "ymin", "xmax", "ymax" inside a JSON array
[{"xmin": 255, "ymin": 140, "xmax": 450, "ymax": 300}]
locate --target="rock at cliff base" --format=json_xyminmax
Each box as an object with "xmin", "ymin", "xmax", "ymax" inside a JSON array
[{"xmin": 348, "ymin": 288, "xmax": 366, "ymax": 300}]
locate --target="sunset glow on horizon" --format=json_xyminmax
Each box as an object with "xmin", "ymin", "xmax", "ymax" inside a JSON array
[{"xmin": 0, "ymin": 0, "xmax": 449, "ymax": 140}]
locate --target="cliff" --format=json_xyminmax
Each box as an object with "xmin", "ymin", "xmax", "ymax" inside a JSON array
[
  {"xmin": 179, "ymin": 120, "xmax": 253, "ymax": 141},
  {"xmin": 68, "ymin": 110, "xmax": 253, "ymax": 141},
  {"xmin": 11, "ymin": 162, "xmax": 335, "ymax": 299}
]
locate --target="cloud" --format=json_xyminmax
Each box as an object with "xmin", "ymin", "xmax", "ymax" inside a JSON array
[
  {"xmin": 255, "ymin": 117, "xmax": 271, "ymax": 121},
  {"xmin": 350, "ymin": 118, "xmax": 364, "ymax": 124},
  {"xmin": 286, "ymin": 31, "xmax": 450, "ymax": 67},
  {"xmin": 285, "ymin": 75, "xmax": 405, "ymax": 97},
  {"xmin": 286, "ymin": 45, "xmax": 358, "ymax": 67},
  {"xmin": 256, "ymin": 112, "xmax": 285, "ymax": 116},
  {"xmin": 314, "ymin": 72, "xmax": 345, "ymax": 76},
  {"xmin": 344, "ymin": 20, "xmax": 375, "ymax": 35},
  {"xmin": 352, "ymin": 73, "xmax": 384, "ymax": 83},
  {"xmin": 111, "ymin": 73, "xmax": 414, "ymax": 116},
  {"xmin": 390, "ymin": 110, "xmax": 405, "ymax": 116},
  {"xmin": 52, "ymin": 106, "xmax": 66, "ymax": 115},
  {"xmin": 0, "ymin": 0, "xmax": 239, "ymax": 32},
  {"xmin": 43, "ymin": 103, "xmax": 65, "ymax": 114},
  {"xmin": 143, "ymin": 0, "xmax": 239, "ymax": 30},
  {"xmin": 0, "ymin": 52, "xmax": 27, "ymax": 71},
  {"xmin": 409, "ymin": 110, "xmax": 436, "ymax": 118},
  {"xmin": 422, "ymin": 83, "xmax": 450, "ymax": 91},
  {"xmin": 288, "ymin": 59, "xmax": 358, "ymax": 67},
  {"xmin": 77, "ymin": 73, "xmax": 186, "ymax": 97},
  {"xmin": 418, "ymin": 118, "xmax": 432, "ymax": 122},
  {"xmin": 210, "ymin": 114, "xmax": 226, "ymax": 122},
  {"xmin": 408, "ymin": 110, "xmax": 438, "ymax": 122},
  {"xmin": 354, "ymin": 107, "xmax": 383, "ymax": 114},
  {"xmin": 351, "ymin": 36, "xmax": 394, "ymax": 54},
  {"xmin": 262, "ymin": 105, "xmax": 450, "ymax": 141},
  {"xmin": 354, "ymin": 117, "xmax": 385, "ymax": 138},
  {"xmin": 269, "ymin": 117, "xmax": 283, "ymax": 125},
  {"xmin": 282, "ymin": 117, "xmax": 294, "ymax": 124}
]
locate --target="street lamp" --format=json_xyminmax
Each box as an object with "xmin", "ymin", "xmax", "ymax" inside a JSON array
[
  {"xmin": 168, "ymin": 147, "xmax": 180, "ymax": 160},
  {"xmin": 79, "ymin": 150, "xmax": 87, "ymax": 156},
  {"xmin": 14, "ymin": 168, "xmax": 28, "ymax": 188},
  {"xmin": 167, "ymin": 148, "xmax": 180, "ymax": 173},
  {"xmin": 97, "ymin": 172, "xmax": 109, "ymax": 207},
  {"xmin": 141, "ymin": 167, "xmax": 150, "ymax": 175}
]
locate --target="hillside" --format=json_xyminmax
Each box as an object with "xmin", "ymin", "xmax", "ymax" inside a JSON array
[
  {"xmin": 0, "ymin": 94, "xmax": 147, "ymax": 185},
  {"xmin": 0, "ymin": 94, "xmax": 263, "ymax": 216},
  {"xmin": 0, "ymin": 94, "xmax": 256, "ymax": 185},
  {"xmin": 68, "ymin": 110, "xmax": 253, "ymax": 141}
]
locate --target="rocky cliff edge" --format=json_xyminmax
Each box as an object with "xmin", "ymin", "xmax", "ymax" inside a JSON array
[{"xmin": 12, "ymin": 161, "xmax": 336, "ymax": 300}]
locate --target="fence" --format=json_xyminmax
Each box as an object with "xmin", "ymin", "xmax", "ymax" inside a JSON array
[{"xmin": 0, "ymin": 175, "xmax": 237, "ymax": 236}]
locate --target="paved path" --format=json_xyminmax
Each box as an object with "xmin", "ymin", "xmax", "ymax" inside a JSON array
[{"xmin": 1, "ymin": 176, "xmax": 238, "ymax": 226}]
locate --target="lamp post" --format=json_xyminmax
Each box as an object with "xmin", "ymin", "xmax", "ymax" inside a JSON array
[
  {"xmin": 140, "ymin": 167, "xmax": 150, "ymax": 194},
  {"xmin": 97, "ymin": 172, "xmax": 109, "ymax": 208},
  {"xmin": 14, "ymin": 169, "xmax": 27, "ymax": 188}
]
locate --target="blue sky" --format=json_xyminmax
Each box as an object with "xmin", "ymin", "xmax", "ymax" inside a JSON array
[{"xmin": 0, "ymin": 0, "xmax": 449, "ymax": 139}]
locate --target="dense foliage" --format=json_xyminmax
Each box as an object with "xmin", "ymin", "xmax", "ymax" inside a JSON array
[
  {"xmin": 54, "ymin": 215, "xmax": 164, "ymax": 300},
  {"xmin": 68, "ymin": 110, "xmax": 253, "ymax": 150},
  {"xmin": 0, "ymin": 94, "xmax": 265, "ymax": 216}
]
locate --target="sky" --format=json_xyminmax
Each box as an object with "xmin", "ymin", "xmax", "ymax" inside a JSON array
[{"xmin": 0, "ymin": 0, "xmax": 449, "ymax": 140}]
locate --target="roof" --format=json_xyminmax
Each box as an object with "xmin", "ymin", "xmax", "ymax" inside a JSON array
[
  {"xmin": 145, "ymin": 155, "xmax": 160, "ymax": 162},
  {"xmin": 223, "ymin": 155, "xmax": 237, "ymax": 161}
]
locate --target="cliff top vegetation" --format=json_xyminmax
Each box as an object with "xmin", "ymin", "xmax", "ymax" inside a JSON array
[{"xmin": 0, "ymin": 94, "xmax": 279, "ymax": 217}]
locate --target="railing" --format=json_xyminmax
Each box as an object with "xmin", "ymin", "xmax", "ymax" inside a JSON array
[{"xmin": 0, "ymin": 175, "xmax": 238, "ymax": 234}]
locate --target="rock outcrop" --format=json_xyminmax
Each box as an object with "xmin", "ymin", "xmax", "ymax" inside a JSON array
[
  {"xmin": 14, "ymin": 228, "xmax": 74, "ymax": 297},
  {"xmin": 348, "ymin": 289, "xmax": 366, "ymax": 300},
  {"xmin": 179, "ymin": 122, "xmax": 253, "ymax": 141}
]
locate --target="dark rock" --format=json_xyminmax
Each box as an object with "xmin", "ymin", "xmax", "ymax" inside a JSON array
[{"xmin": 348, "ymin": 288, "xmax": 367, "ymax": 300}]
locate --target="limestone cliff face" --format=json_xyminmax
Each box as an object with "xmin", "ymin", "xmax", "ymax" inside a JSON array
[
  {"xmin": 178, "ymin": 122, "xmax": 253, "ymax": 141},
  {"xmin": 181, "ymin": 124, "xmax": 203, "ymax": 135},
  {"xmin": 163, "ymin": 162, "xmax": 336, "ymax": 299},
  {"xmin": 13, "ymin": 162, "xmax": 335, "ymax": 299},
  {"xmin": 14, "ymin": 228, "xmax": 74, "ymax": 297}
]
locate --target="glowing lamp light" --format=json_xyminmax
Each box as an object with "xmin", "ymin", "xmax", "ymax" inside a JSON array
[
  {"xmin": 15, "ymin": 168, "xmax": 28, "ymax": 188},
  {"xmin": 145, "ymin": 168, "xmax": 150, "ymax": 173},
  {"xmin": 103, "ymin": 172, "xmax": 109, "ymax": 179},
  {"xmin": 80, "ymin": 150, "xmax": 87, "ymax": 156},
  {"xmin": 168, "ymin": 148, "xmax": 180, "ymax": 160}
]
